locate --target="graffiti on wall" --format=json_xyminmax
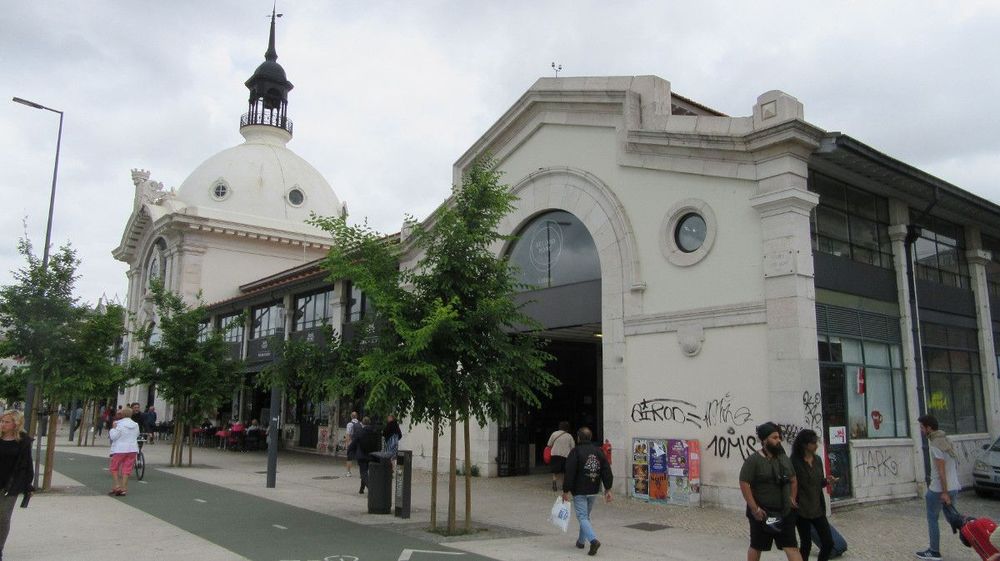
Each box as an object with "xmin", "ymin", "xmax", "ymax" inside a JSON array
[
  {"xmin": 706, "ymin": 432, "xmax": 759, "ymax": 460},
  {"xmin": 703, "ymin": 393, "xmax": 753, "ymax": 428},
  {"xmin": 631, "ymin": 398, "xmax": 703, "ymax": 428},
  {"xmin": 854, "ymin": 448, "xmax": 898, "ymax": 478},
  {"xmin": 802, "ymin": 391, "xmax": 822, "ymax": 430}
]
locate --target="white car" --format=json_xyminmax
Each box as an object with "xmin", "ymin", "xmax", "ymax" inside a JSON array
[{"xmin": 973, "ymin": 436, "xmax": 1000, "ymax": 497}]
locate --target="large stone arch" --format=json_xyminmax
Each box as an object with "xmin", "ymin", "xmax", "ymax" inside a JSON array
[{"xmin": 494, "ymin": 166, "xmax": 640, "ymax": 487}]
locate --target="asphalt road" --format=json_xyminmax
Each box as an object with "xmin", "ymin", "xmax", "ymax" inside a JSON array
[{"xmin": 54, "ymin": 450, "xmax": 498, "ymax": 561}]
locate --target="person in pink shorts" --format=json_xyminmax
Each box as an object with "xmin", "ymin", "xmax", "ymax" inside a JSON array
[{"xmin": 108, "ymin": 409, "xmax": 140, "ymax": 496}]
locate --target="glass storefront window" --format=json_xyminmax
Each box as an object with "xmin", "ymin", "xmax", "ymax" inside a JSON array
[
  {"xmin": 818, "ymin": 330, "xmax": 907, "ymax": 439},
  {"xmin": 922, "ymin": 322, "xmax": 986, "ymax": 434},
  {"xmin": 294, "ymin": 288, "xmax": 335, "ymax": 331},
  {"xmin": 251, "ymin": 302, "xmax": 284, "ymax": 339}
]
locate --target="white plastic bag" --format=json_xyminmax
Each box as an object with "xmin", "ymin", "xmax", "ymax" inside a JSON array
[{"xmin": 549, "ymin": 496, "xmax": 571, "ymax": 532}]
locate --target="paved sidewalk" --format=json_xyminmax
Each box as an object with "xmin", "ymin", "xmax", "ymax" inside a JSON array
[{"xmin": 11, "ymin": 432, "xmax": 1000, "ymax": 561}]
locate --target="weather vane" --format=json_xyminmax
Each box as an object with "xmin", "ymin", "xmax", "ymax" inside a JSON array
[
  {"xmin": 269, "ymin": 1, "xmax": 283, "ymax": 19},
  {"xmin": 551, "ymin": 62, "xmax": 562, "ymax": 77}
]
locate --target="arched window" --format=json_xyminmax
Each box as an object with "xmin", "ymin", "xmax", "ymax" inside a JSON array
[
  {"xmin": 145, "ymin": 238, "xmax": 167, "ymax": 288},
  {"xmin": 507, "ymin": 210, "xmax": 600, "ymax": 289}
]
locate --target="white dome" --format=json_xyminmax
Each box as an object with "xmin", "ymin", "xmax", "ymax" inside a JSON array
[{"xmin": 174, "ymin": 125, "xmax": 340, "ymax": 236}]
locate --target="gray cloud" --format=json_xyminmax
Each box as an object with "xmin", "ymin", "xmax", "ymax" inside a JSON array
[{"xmin": 2, "ymin": 1, "xmax": 998, "ymax": 305}]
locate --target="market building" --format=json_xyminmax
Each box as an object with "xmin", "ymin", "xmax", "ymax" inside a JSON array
[{"xmin": 114, "ymin": 18, "xmax": 1000, "ymax": 509}]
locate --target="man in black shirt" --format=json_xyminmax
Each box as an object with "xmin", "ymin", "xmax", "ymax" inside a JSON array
[{"xmin": 561, "ymin": 427, "xmax": 613, "ymax": 556}]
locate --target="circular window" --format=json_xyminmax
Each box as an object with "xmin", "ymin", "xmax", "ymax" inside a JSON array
[
  {"xmin": 675, "ymin": 213, "xmax": 707, "ymax": 253},
  {"xmin": 211, "ymin": 181, "xmax": 230, "ymax": 201},
  {"xmin": 660, "ymin": 199, "xmax": 717, "ymax": 267},
  {"xmin": 287, "ymin": 188, "xmax": 305, "ymax": 206}
]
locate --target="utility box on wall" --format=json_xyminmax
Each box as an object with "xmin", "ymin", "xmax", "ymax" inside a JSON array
[{"xmin": 629, "ymin": 438, "xmax": 701, "ymax": 507}]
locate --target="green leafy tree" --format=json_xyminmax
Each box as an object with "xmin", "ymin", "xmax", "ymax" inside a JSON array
[
  {"xmin": 0, "ymin": 365, "xmax": 28, "ymax": 406},
  {"xmin": 0, "ymin": 239, "xmax": 125, "ymax": 488},
  {"xmin": 129, "ymin": 281, "xmax": 242, "ymax": 466},
  {"xmin": 312, "ymin": 157, "xmax": 557, "ymax": 533}
]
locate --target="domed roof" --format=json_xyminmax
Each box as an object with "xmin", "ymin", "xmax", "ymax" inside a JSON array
[
  {"xmin": 248, "ymin": 60, "xmax": 289, "ymax": 86},
  {"xmin": 173, "ymin": 125, "xmax": 340, "ymax": 237}
]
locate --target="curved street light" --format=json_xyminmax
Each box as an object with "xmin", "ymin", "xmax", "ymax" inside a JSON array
[{"xmin": 12, "ymin": 96, "xmax": 64, "ymax": 490}]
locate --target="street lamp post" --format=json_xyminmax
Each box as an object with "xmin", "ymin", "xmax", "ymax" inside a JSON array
[{"xmin": 12, "ymin": 96, "xmax": 64, "ymax": 490}]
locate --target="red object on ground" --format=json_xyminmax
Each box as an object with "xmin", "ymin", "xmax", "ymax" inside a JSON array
[
  {"xmin": 601, "ymin": 439, "xmax": 612, "ymax": 465},
  {"xmin": 961, "ymin": 517, "xmax": 999, "ymax": 560}
]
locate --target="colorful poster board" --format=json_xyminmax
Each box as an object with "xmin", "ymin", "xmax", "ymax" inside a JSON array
[{"xmin": 629, "ymin": 437, "xmax": 701, "ymax": 507}]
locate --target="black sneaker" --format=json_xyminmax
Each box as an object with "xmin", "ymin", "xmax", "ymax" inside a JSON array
[
  {"xmin": 575, "ymin": 541, "xmax": 585, "ymax": 549},
  {"xmin": 588, "ymin": 540, "xmax": 601, "ymax": 556},
  {"xmin": 915, "ymin": 549, "xmax": 942, "ymax": 561}
]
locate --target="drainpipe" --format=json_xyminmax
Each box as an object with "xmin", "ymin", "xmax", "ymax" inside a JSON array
[{"xmin": 906, "ymin": 188, "xmax": 939, "ymax": 485}]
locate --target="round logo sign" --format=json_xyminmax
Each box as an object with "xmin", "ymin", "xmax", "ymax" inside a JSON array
[{"xmin": 528, "ymin": 221, "xmax": 564, "ymax": 273}]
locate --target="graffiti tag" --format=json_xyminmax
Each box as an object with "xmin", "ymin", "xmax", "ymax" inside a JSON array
[
  {"xmin": 631, "ymin": 398, "xmax": 703, "ymax": 428},
  {"xmin": 854, "ymin": 448, "xmax": 898, "ymax": 478},
  {"xmin": 802, "ymin": 391, "xmax": 822, "ymax": 430},
  {"xmin": 707, "ymin": 434, "xmax": 758, "ymax": 460},
  {"xmin": 703, "ymin": 393, "xmax": 753, "ymax": 428}
]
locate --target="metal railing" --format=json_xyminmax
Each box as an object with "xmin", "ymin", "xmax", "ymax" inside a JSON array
[{"xmin": 240, "ymin": 111, "xmax": 293, "ymax": 135}]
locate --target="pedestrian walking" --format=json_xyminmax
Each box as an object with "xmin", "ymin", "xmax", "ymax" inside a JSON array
[
  {"xmin": 344, "ymin": 411, "xmax": 360, "ymax": 477},
  {"xmin": 561, "ymin": 426, "xmax": 613, "ymax": 556},
  {"xmin": 791, "ymin": 429, "xmax": 836, "ymax": 561},
  {"xmin": 0, "ymin": 410, "xmax": 34, "ymax": 561},
  {"xmin": 143, "ymin": 406, "xmax": 157, "ymax": 444},
  {"xmin": 739, "ymin": 421, "xmax": 803, "ymax": 561},
  {"xmin": 108, "ymin": 409, "xmax": 140, "ymax": 497},
  {"xmin": 382, "ymin": 414, "xmax": 402, "ymax": 457},
  {"xmin": 547, "ymin": 421, "xmax": 574, "ymax": 491},
  {"xmin": 916, "ymin": 414, "xmax": 960, "ymax": 561},
  {"xmin": 349, "ymin": 417, "xmax": 381, "ymax": 494}
]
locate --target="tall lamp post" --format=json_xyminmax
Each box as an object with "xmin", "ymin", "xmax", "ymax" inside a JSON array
[{"xmin": 12, "ymin": 96, "xmax": 63, "ymax": 490}]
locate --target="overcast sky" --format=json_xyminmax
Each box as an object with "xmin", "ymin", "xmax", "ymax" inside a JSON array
[{"xmin": 2, "ymin": 1, "xmax": 998, "ymax": 306}]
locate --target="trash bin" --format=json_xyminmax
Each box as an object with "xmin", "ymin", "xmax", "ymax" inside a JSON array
[{"xmin": 367, "ymin": 451, "xmax": 393, "ymax": 514}]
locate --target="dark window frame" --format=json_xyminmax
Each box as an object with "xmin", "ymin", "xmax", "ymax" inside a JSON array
[
  {"xmin": 809, "ymin": 172, "xmax": 893, "ymax": 270},
  {"xmin": 921, "ymin": 322, "xmax": 985, "ymax": 434}
]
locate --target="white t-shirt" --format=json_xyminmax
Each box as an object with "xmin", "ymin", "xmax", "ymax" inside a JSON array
[{"xmin": 928, "ymin": 445, "xmax": 960, "ymax": 493}]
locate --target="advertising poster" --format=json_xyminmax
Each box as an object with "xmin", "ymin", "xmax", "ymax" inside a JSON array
[
  {"xmin": 632, "ymin": 437, "xmax": 701, "ymax": 507},
  {"xmin": 687, "ymin": 440, "xmax": 702, "ymax": 506},
  {"xmin": 631, "ymin": 440, "xmax": 649, "ymax": 499},
  {"xmin": 648, "ymin": 440, "xmax": 669, "ymax": 502},
  {"xmin": 667, "ymin": 439, "xmax": 688, "ymax": 477}
]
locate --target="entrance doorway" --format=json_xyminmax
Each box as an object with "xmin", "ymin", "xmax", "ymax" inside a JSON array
[
  {"xmin": 820, "ymin": 365, "xmax": 853, "ymax": 499},
  {"xmin": 496, "ymin": 337, "xmax": 602, "ymax": 476}
]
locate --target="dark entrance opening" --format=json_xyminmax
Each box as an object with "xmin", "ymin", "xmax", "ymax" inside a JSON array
[{"xmin": 496, "ymin": 335, "xmax": 602, "ymax": 476}]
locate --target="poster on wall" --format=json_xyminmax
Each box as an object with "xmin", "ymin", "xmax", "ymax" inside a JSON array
[
  {"xmin": 648, "ymin": 440, "xmax": 669, "ymax": 502},
  {"xmin": 631, "ymin": 440, "xmax": 649, "ymax": 499},
  {"xmin": 630, "ymin": 437, "xmax": 701, "ymax": 507}
]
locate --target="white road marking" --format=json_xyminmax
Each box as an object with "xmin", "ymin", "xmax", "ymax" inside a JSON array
[
  {"xmin": 272, "ymin": 524, "xmax": 288, "ymax": 530},
  {"xmin": 139, "ymin": 480, "xmax": 148, "ymax": 484},
  {"xmin": 194, "ymin": 498, "xmax": 207, "ymax": 503},
  {"xmin": 399, "ymin": 549, "xmax": 464, "ymax": 561}
]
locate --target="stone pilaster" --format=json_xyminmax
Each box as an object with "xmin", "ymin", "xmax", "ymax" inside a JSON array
[
  {"xmin": 750, "ymin": 187, "xmax": 820, "ymax": 427},
  {"xmin": 966, "ymin": 225, "xmax": 999, "ymax": 434}
]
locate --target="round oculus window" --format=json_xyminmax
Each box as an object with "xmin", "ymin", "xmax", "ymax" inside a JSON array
[
  {"xmin": 675, "ymin": 213, "xmax": 707, "ymax": 253},
  {"xmin": 212, "ymin": 183, "xmax": 228, "ymax": 200},
  {"xmin": 287, "ymin": 188, "xmax": 305, "ymax": 206}
]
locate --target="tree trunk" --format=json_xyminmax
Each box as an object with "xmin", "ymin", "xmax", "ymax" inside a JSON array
[
  {"xmin": 42, "ymin": 405, "xmax": 59, "ymax": 490},
  {"xmin": 27, "ymin": 391, "xmax": 41, "ymax": 437},
  {"xmin": 76, "ymin": 400, "xmax": 88, "ymax": 446},
  {"xmin": 188, "ymin": 425, "xmax": 194, "ymax": 466},
  {"xmin": 88, "ymin": 401, "xmax": 100, "ymax": 446},
  {"xmin": 464, "ymin": 415, "xmax": 471, "ymax": 532},
  {"xmin": 448, "ymin": 414, "xmax": 457, "ymax": 533},
  {"xmin": 430, "ymin": 416, "xmax": 439, "ymax": 531},
  {"xmin": 171, "ymin": 420, "xmax": 181, "ymax": 466}
]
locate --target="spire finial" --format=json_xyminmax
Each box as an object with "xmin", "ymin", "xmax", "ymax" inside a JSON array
[{"xmin": 266, "ymin": 4, "xmax": 282, "ymax": 62}]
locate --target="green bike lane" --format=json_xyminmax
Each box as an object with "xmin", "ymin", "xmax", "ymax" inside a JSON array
[{"xmin": 54, "ymin": 450, "xmax": 499, "ymax": 561}]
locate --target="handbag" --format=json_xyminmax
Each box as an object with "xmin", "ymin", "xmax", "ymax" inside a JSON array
[{"xmin": 543, "ymin": 445, "xmax": 553, "ymax": 465}]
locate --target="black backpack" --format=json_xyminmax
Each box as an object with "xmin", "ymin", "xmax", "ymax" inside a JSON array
[{"xmin": 358, "ymin": 427, "xmax": 382, "ymax": 455}]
